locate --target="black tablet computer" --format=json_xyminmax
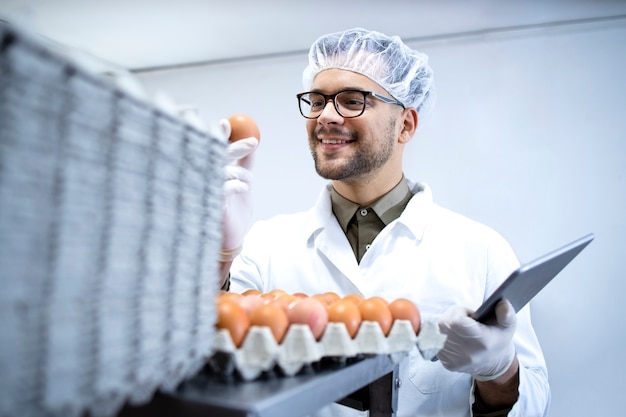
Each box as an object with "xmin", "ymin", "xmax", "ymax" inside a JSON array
[{"xmin": 471, "ymin": 233, "xmax": 595, "ymax": 324}]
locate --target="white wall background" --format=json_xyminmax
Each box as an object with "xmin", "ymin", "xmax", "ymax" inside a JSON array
[{"xmin": 136, "ymin": 19, "xmax": 626, "ymax": 416}]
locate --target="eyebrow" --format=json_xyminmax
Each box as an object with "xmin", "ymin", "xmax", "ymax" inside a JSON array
[{"xmin": 310, "ymin": 87, "xmax": 369, "ymax": 94}]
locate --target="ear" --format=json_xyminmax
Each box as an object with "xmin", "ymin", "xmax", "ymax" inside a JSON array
[{"xmin": 398, "ymin": 107, "xmax": 418, "ymax": 144}]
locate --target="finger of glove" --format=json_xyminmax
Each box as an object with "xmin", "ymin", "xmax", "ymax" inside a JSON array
[
  {"xmin": 224, "ymin": 178, "xmax": 251, "ymax": 195},
  {"xmin": 438, "ymin": 334, "xmax": 487, "ymax": 373},
  {"xmin": 441, "ymin": 305, "xmax": 472, "ymax": 322},
  {"xmin": 444, "ymin": 316, "xmax": 484, "ymax": 341},
  {"xmin": 224, "ymin": 165, "xmax": 252, "ymax": 183},
  {"xmin": 495, "ymin": 299, "xmax": 517, "ymax": 329},
  {"xmin": 437, "ymin": 348, "xmax": 468, "ymax": 371},
  {"xmin": 226, "ymin": 137, "xmax": 259, "ymax": 167},
  {"xmin": 219, "ymin": 118, "xmax": 231, "ymax": 138},
  {"xmin": 438, "ymin": 305, "xmax": 481, "ymax": 339}
]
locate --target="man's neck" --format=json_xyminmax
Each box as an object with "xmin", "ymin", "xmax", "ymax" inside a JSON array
[{"xmin": 332, "ymin": 172, "xmax": 403, "ymax": 206}]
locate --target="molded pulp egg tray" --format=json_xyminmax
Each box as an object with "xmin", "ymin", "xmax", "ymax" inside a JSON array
[
  {"xmin": 207, "ymin": 320, "xmax": 446, "ymax": 381},
  {"xmin": 0, "ymin": 22, "xmax": 224, "ymax": 417}
]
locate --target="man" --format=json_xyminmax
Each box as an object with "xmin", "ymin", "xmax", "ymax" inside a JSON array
[{"xmin": 219, "ymin": 28, "xmax": 550, "ymax": 416}]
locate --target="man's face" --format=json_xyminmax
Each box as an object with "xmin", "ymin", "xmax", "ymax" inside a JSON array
[{"xmin": 306, "ymin": 69, "xmax": 404, "ymax": 183}]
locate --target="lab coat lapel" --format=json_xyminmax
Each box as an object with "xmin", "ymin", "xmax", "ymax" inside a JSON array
[
  {"xmin": 316, "ymin": 220, "xmax": 361, "ymax": 281},
  {"xmin": 309, "ymin": 184, "xmax": 362, "ymax": 285}
]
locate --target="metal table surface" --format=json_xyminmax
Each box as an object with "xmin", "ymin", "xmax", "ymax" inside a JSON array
[{"xmin": 119, "ymin": 355, "xmax": 399, "ymax": 417}]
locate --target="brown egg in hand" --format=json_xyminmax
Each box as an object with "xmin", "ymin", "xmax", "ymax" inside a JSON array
[{"xmin": 228, "ymin": 113, "xmax": 260, "ymax": 142}]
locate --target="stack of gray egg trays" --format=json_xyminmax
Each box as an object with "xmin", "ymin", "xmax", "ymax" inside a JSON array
[{"xmin": 0, "ymin": 23, "xmax": 226, "ymax": 417}]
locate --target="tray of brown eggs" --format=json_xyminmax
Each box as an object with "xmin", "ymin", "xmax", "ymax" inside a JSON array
[{"xmin": 209, "ymin": 290, "xmax": 446, "ymax": 381}]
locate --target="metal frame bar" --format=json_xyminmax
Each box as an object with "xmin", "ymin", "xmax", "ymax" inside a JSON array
[{"xmin": 119, "ymin": 355, "xmax": 399, "ymax": 417}]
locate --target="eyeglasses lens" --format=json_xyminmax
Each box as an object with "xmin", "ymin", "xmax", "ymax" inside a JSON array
[{"xmin": 299, "ymin": 91, "xmax": 366, "ymax": 119}]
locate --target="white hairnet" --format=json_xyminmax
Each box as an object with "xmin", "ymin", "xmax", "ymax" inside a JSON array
[{"xmin": 302, "ymin": 28, "xmax": 435, "ymax": 119}]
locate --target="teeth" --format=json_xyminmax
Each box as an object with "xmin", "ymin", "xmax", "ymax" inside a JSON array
[{"xmin": 322, "ymin": 139, "xmax": 350, "ymax": 144}]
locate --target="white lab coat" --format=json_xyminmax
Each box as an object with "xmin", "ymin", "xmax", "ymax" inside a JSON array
[{"xmin": 230, "ymin": 181, "xmax": 550, "ymax": 417}]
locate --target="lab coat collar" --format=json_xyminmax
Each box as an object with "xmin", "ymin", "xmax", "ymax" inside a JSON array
[
  {"xmin": 306, "ymin": 180, "xmax": 434, "ymax": 244},
  {"xmin": 398, "ymin": 179, "xmax": 433, "ymax": 241},
  {"xmin": 307, "ymin": 183, "xmax": 337, "ymax": 238}
]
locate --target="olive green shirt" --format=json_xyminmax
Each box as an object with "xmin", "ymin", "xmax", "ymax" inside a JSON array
[{"xmin": 330, "ymin": 177, "xmax": 413, "ymax": 263}]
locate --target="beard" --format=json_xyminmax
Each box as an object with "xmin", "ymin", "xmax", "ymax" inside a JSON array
[{"xmin": 309, "ymin": 117, "xmax": 397, "ymax": 181}]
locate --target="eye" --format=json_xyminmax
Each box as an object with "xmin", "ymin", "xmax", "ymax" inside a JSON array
[
  {"xmin": 345, "ymin": 98, "xmax": 364, "ymax": 106},
  {"xmin": 338, "ymin": 92, "xmax": 365, "ymax": 109},
  {"xmin": 307, "ymin": 94, "xmax": 325, "ymax": 110}
]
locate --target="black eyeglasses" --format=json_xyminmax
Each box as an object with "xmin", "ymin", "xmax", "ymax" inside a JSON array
[{"xmin": 296, "ymin": 90, "xmax": 405, "ymax": 119}]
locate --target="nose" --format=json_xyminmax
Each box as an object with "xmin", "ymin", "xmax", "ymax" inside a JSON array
[{"xmin": 317, "ymin": 99, "xmax": 344, "ymax": 125}]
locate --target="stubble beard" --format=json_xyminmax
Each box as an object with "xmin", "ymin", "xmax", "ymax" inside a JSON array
[{"xmin": 310, "ymin": 117, "xmax": 397, "ymax": 181}]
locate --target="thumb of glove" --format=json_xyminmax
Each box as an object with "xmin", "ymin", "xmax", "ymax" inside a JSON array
[
  {"xmin": 219, "ymin": 118, "xmax": 232, "ymax": 139},
  {"xmin": 472, "ymin": 299, "xmax": 517, "ymax": 381},
  {"xmin": 226, "ymin": 137, "xmax": 259, "ymax": 168},
  {"xmin": 495, "ymin": 298, "xmax": 516, "ymax": 328}
]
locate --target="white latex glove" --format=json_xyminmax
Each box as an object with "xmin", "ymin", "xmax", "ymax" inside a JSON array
[
  {"xmin": 219, "ymin": 118, "xmax": 259, "ymax": 260},
  {"xmin": 437, "ymin": 299, "xmax": 517, "ymax": 381}
]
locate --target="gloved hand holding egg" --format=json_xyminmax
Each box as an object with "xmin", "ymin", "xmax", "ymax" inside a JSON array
[{"xmin": 220, "ymin": 114, "xmax": 260, "ymax": 263}]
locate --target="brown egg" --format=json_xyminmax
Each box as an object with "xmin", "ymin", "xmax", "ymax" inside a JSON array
[
  {"xmin": 272, "ymin": 293, "xmax": 299, "ymax": 313},
  {"xmin": 216, "ymin": 298, "xmax": 250, "ymax": 347},
  {"xmin": 236, "ymin": 294, "xmax": 267, "ymax": 315},
  {"xmin": 358, "ymin": 297, "xmax": 393, "ymax": 336},
  {"xmin": 242, "ymin": 288, "xmax": 261, "ymax": 296},
  {"xmin": 228, "ymin": 113, "xmax": 260, "ymax": 142},
  {"xmin": 323, "ymin": 291, "xmax": 341, "ymax": 304},
  {"xmin": 389, "ymin": 298, "xmax": 421, "ymax": 334},
  {"xmin": 327, "ymin": 299, "xmax": 362, "ymax": 338},
  {"xmin": 292, "ymin": 292, "xmax": 309, "ymax": 299},
  {"xmin": 342, "ymin": 293, "xmax": 365, "ymax": 305},
  {"xmin": 268, "ymin": 289, "xmax": 289, "ymax": 298},
  {"xmin": 312, "ymin": 292, "xmax": 340, "ymax": 307},
  {"xmin": 369, "ymin": 296, "xmax": 389, "ymax": 305},
  {"xmin": 259, "ymin": 292, "xmax": 280, "ymax": 302},
  {"xmin": 249, "ymin": 303, "xmax": 289, "ymax": 343},
  {"xmin": 287, "ymin": 297, "xmax": 329, "ymax": 340},
  {"xmin": 217, "ymin": 292, "xmax": 244, "ymax": 303}
]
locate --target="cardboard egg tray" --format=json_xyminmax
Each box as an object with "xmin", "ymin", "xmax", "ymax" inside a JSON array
[{"xmin": 207, "ymin": 320, "xmax": 446, "ymax": 381}]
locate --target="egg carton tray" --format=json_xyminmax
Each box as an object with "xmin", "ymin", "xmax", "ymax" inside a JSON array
[
  {"xmin": 0, "ymin": 22, "xmax": 225, "ymax": 417},
  {"xmin": 207, "ymin": 320, "xmax": 446, "ymax": 381}
]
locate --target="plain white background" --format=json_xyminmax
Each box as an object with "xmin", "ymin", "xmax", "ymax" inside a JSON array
[{"xmin": 136, "ymin": 19, "xmax": 626, "ymax": 415}]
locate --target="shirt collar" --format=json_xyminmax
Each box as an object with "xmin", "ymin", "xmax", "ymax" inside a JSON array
[
  {"xmin": 309, "ymin": 180, "xmax": 432, "ymax": 245},
  {"xmin": 330, "ymin": 177, "xmax": 412, "ymax": 232}
]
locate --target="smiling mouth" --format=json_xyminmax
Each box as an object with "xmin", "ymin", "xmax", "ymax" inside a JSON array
[{"xmin": 320, "ymin": 138, "xmax": 355, "ymax": 144}]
